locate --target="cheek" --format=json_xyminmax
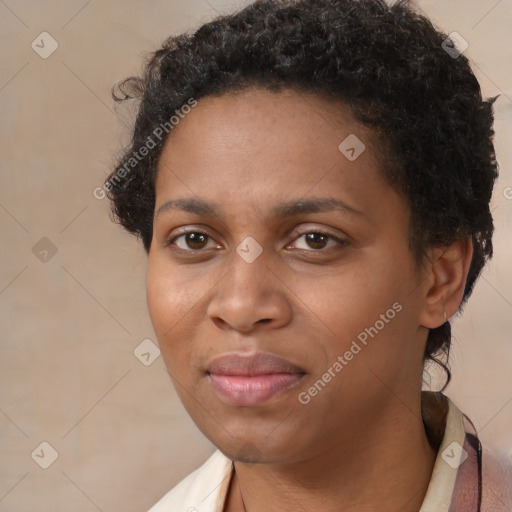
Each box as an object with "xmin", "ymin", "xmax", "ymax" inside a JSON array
[
  {"xmin": 145, "ymin": 257, "xmax": 208, "ymax": 374},
  {"xmin": 146, "ymin": 256, "xmax": 192, "ymax": 329},
  {"xmin": 145, "ymin": 259, "xmax": 188, "ymax": 357},
  {"xmin": 316, "ymin": 264, "xmax": 395, "ymax": 328},
  {"xmin": 315, "ymin": 259, "xmax": 415, "ymax": 362},
  {"xmin": 146, "ymin": 266, "xmax": 172, "ymax": 334}
]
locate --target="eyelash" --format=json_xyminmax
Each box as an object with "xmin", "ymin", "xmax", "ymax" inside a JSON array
[{"xmin": 164, "ymin": 228, "xmax": 349, "ymax": 253}]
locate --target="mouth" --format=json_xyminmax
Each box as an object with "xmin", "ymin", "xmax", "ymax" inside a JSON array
[{"xmin": 206, "ymin": 352, "xmax": 306, "ymax": 407}]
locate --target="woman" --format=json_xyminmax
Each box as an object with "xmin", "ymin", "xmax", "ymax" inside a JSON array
[{"xmin": 104, "ymin": 0, "xmax": 511, "ymax": 510}]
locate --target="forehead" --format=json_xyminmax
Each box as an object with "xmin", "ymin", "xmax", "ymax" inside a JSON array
[
  {"xmin": 158, "ymin": 88, "xmax": 376, "ymax": 155},
  {"xmin": 154, "ymin": 88, "xmax": 399, "ymax": 224}
]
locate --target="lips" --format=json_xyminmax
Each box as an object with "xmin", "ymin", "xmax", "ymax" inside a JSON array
[
  {"xmin": 206, "ymin": 352, "xmax": 306, "ymax": 406},
  {"xmin": 206, "ymin": 352, "xmax": 306, "ymax": 376}
]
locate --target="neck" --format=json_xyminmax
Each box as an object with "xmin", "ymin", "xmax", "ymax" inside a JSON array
[{"xmin": 227, "ymin": 394, "xmax": 437, "ymax": 512}]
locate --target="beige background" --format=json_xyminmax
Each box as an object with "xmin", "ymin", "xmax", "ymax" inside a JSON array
[{"xmin": 1, "ymin": 0, "xmax": 511, "ymax": 510}]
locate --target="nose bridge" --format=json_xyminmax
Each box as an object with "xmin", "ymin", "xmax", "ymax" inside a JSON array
[
  {"xmin": 207, "ymin": 236, "xmax": 290, "ymax": 330},
  {"xmin": 227, "ymin": 235, "xmax": 274, "ymax": 297}
]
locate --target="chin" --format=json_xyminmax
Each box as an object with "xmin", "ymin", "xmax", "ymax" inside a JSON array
[{"xmin": 208, "ymin": 428, "xmax": 303, "ymax": 466}]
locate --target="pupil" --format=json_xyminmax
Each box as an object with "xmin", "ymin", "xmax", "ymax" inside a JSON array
[
  {"xmin": 187, "ymin": 233, "xmax": 206, "ymax": 249},
  {"xmin": 307, "ymin": 233, "xmax": 327, "ymax": 249}
]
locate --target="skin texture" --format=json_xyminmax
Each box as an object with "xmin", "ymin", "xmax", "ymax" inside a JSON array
[{"xmin": 146, "ymin": 88, "xmax": 473, "ymax": 511}]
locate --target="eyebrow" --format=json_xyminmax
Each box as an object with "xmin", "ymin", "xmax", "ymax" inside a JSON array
[{"xmin": 156, "ymin": 197, "xmax": 363, "ymax": 221}]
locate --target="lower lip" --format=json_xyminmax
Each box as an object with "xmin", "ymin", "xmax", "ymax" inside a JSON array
[{"xmin": 208, "ymin": 373, "xmax": 305, "ymax": 406}]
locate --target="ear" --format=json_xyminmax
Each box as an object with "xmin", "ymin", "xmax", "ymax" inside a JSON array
[{"xmin": 418, "ymin": 237, "xmax": 474, "ymax": 329}]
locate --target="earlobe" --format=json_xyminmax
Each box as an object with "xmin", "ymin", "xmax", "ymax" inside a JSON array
[{"xmin": 419, "ymin": 237, "xmax": 473, "ymax": 329}]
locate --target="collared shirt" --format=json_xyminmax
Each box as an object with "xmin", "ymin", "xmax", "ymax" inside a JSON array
[{"xmin": 148, "ymin": 392, "xmax": 511, "ymax": 511}]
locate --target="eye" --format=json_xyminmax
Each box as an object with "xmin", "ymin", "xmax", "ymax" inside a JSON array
[
  {"xmin": 165, "ymin": 230, "xmax": 219, "ymax": 251},
  {"xmin": 164, "ymin": 228, "xmax": 349, "ymax": 253},
  {"xmin": 289, "ymin": 231, "xmax": 349, "ymax": 251}
]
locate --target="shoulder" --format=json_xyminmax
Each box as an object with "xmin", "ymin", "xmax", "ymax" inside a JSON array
[{"xmin": 147, "ymin": 450, "xmax": 233, "ymax": 512}]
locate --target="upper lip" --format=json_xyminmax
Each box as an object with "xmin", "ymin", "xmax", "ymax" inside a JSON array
[{"xmin": 206, "ymin": 352, "xmax": 306, "ymax": 376}]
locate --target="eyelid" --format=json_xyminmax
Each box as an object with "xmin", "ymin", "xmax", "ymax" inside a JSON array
[{"xmin": 165, "ymin": 224, "xmax": 350, "ymax": 252}]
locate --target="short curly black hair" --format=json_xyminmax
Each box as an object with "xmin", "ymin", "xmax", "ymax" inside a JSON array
[{"xmin": 104, "ymin": 0, "xmax": 499, "ymax": 388}]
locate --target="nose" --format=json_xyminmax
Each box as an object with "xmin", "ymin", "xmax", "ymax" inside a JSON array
[{"xmin": 206, "ymin": 250, "xmax": 292, "ymax": 333}]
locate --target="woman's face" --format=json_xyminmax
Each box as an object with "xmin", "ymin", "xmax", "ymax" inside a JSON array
[{"xmin": 146, "ymin": 88, "xmax": 432, "ymax": 464}]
